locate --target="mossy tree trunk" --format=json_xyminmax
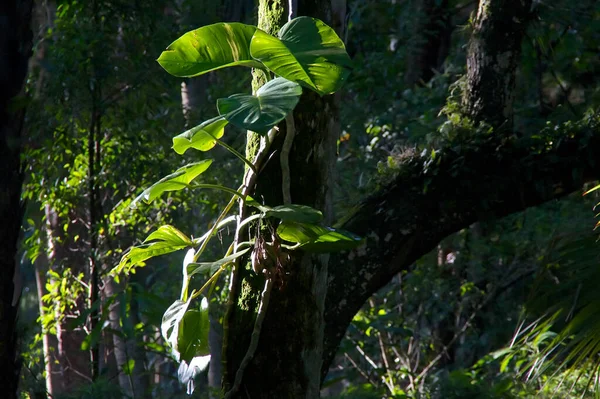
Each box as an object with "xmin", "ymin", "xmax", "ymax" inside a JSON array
[{"xmin": 223, "ymin": 1, "xmax": 339, "ymax": 398}]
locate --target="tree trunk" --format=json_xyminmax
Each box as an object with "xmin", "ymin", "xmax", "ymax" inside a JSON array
[
  {"xmin": 44, "ymin": 206, "xmax": 92, "ymax": 393},
  {"xmin": 223, "ymin": 1, "xmax": 340, "ymax": 397},
  {"xmin": 404, "ymin": 0, "xmax": 452, "ymax": 86},
  {"xmin": 462, "ymin": 0, "xmax": 532, "ymax": 127},
  {"xmin": 104, "ymin": 276, "xmax": 149, "ymax": 398},
  {"xmin": 0, "ymin": 1, "xmax": 33, "ymax": 397}
]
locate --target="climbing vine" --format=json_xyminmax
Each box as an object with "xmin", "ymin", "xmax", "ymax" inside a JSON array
[{"xmin": 111, "ymin": 16, "xmax": 359, "ymax": 393}]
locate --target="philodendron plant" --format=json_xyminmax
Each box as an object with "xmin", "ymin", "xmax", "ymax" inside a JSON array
[{"xmin": 111, "ymin": 16, "xmax": 358, "ymax": 394}]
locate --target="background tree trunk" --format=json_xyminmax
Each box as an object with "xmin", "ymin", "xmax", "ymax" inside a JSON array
[
  {"xmin": 462, "ymin": 0, "xmax": 533, "ymax": 127},
  {"xmin": 404, "ymin": 0, "xmax": 451, "ymax": 86},
  {"xmin": 0, "ymin": 1, "xmax": 33, "ymax": 397}
]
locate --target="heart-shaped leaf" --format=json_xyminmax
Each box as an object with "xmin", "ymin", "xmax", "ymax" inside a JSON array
[
  {"xmin": 217, "ymin": 77, "xmax": 302, "ymax": 134},
  {"xmin": 158, "ymin": 23, "xmax": 264, "ymax": 77},
  {"xmin": 250, "ymin": 17, "xmax": 352, "ymax": 95},
  {"xmin": 132, "ymin": 160, "xmax": 212, "ymax": 206},
  {"xmin": 173, "ymin": 116, "xmax": 228, "ymax": 154},
  {"xmin": 277, "ymin": 221, "xmax": 363, "ymax": 253}
]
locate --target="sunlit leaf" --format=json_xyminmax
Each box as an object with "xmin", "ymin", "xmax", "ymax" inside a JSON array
[
  {"xmin": 250, "ymin": 17, "xmax": 352, "ymax": 95},
  {"xmin": 178, "ymin": 355, "xmax": 211, "ymax": 395},
  {"xmin": 217, "ymin": 77, "xmax": 302, "ymax": 134},
  {"xmin": 172, "ymin": 116, "xmax": 228, "ymax": 154},
  {"xmin": 277, "ymin": 221, "xmax": 363, "ymax": 252},
  {"xmin": 161, "ymin": 298, "xmax": 190, "ymax": 351},
  {"xmin": 145, "ymin": 225, "xmax": 193, "ymax": 246},
  {"xmin": 132, "ymin": 160, "xmax": 212, "ymax": 206},
  {"xmin": 111, "ymin": 225, "xmax": 193, "ymax": 277},
  {"xmin": 157, "ymin": 23, "xmax": 264, "ymax": 77}
]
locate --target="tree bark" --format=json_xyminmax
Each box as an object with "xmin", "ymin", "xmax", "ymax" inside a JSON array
[
  {"xmin": 404, "ymin": 0, "xmax": 452, "ymax": 86},
  {"xmin": 0, "ymin": 1, "xmax": 33, "ymax": 397},
  {"xmin": 223, "ymin": 1, "xmax": 340, "ymax": 397},
  {"xmin": 462, "ymin": 0, "xmax": 532, "ymax": 127}
]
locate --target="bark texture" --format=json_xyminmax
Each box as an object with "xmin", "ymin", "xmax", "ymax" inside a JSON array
[
  {"xmin": 0, "ymin": 1, "xmax": 33, "ymax": 397},
  {"xmin": 404, "ymin": 0, "xmax": 451, "ymax": 86},
  {"xmin": 320, "ymin": 0, "xmax": 560, "ymax": 381},
  {"xmin": 462, "ymin": 0, "xmax": 532, "ymax": 127},
  {"xmin": 223, "ymin": 1, "xmax": 340, "ymax": 397}
]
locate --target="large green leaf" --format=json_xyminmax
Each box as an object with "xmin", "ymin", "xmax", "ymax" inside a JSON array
[
  {"xmin": 132, "ymin": 160, "xmax": 212, "ymax": 206},
  {"xmin": 177, "ymin": 298, "xmax": 210, "ymax": 362},
  {"xmin": 145, "ymin": 225, "xmax": 193, "ymax": 246},
  {"xmin": 277, "ymin": 221, "xmax": 363, "ymax": 253},
  {"xmin": 217, "ymin": 77, "xmax": 302, "ymax": 134},
  {"xmin": 112, "ymin": 225, "xmax": 192, "ymax": 277},
  {"xmin": 173, "ymin": 116, "xmax": 228, "ymax": 154},
  {"xmin": 161, "ymin": 299, "xmax": 191, "ymax": 351},
  {"xmin": 250, "ymin": 17, "xmax": 352, "ymax": 95},
  {"xmin": 157, "ymin": 23, "xmax": 264, "ymax": 77},
  {"xmin": 266, "ymin": 204, "xmax": 323, "ymax": 224}
]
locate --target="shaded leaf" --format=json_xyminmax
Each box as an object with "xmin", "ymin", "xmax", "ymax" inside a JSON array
[
  {"xmin": 250, "ymin": 16, "xmax": 352, "ymax": 95},
  {"xmin": 187, "ymin": 247, "xmax": 251, "ymax": 278},
  {"xmin": 266, "ymin": 204, "xmax": 323, "ymax": 224},
  {"xmin": 217, "ymin": 77, "xmax": 301, "ymax": 134},
  {"xmin": 177, "ymin": 298, "xmax": 210, "ymax": 362},
  {"xmin": 157, "ymin": 22, "xmax": 263, "ymax": 77}
]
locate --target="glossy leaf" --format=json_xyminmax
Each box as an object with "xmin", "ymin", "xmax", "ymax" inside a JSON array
[
  {"xmin": 177, "ymin": 298, "xmax": 210, "ymax": 362},
  {"xmin": 157, "ymin": 23, "xmax": 263, "ymax": 77},
  {"xmin": 173, "ymin": 116, "xmax": 228, "ymax": 154},
  {"xmin": 132, "ymin": 160, "xmax": 212, "ymax": 206},
  {"xmin": 217, "ymin": 77, "xmax": 302, "ymax": 134},
  {"xmin": 112, "ymin": 225, "xmax": 193, "ymax": 277},
  {"xmin": 266, "ymin": 204, "xmax": 323, "ymax": 224},
  {"xmin": 161, "ymin": 299, "xmax": 190, "ymax": 350},
  {"xmin": 277, "ymin": 221, "xmax": 363, "ymax": 252},
  {"xmin": 186, "ymin": 247, "xmax": 251, "ymax": 278},
  {"xmin": 145, "ymin": 225, "xmax": 193, "ymax": 246},
  {"xmin": 250, "ymin": 17, "xmax": 352, "ymax": 95}
]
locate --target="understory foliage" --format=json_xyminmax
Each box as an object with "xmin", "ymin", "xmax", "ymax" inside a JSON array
[{"xmin": 15, "ymin": 0, "xmax": 600, "ymax": 398}]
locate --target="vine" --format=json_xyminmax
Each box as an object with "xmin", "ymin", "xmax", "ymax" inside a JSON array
[{"xmin": 111, "ymin": 16, "xmax": 359, "ymax": 394}]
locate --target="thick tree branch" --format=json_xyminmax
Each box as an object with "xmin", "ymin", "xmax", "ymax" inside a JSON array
[{"xmin": 322, "ymin": 118, "xmax": 600, "ymax": 379}]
